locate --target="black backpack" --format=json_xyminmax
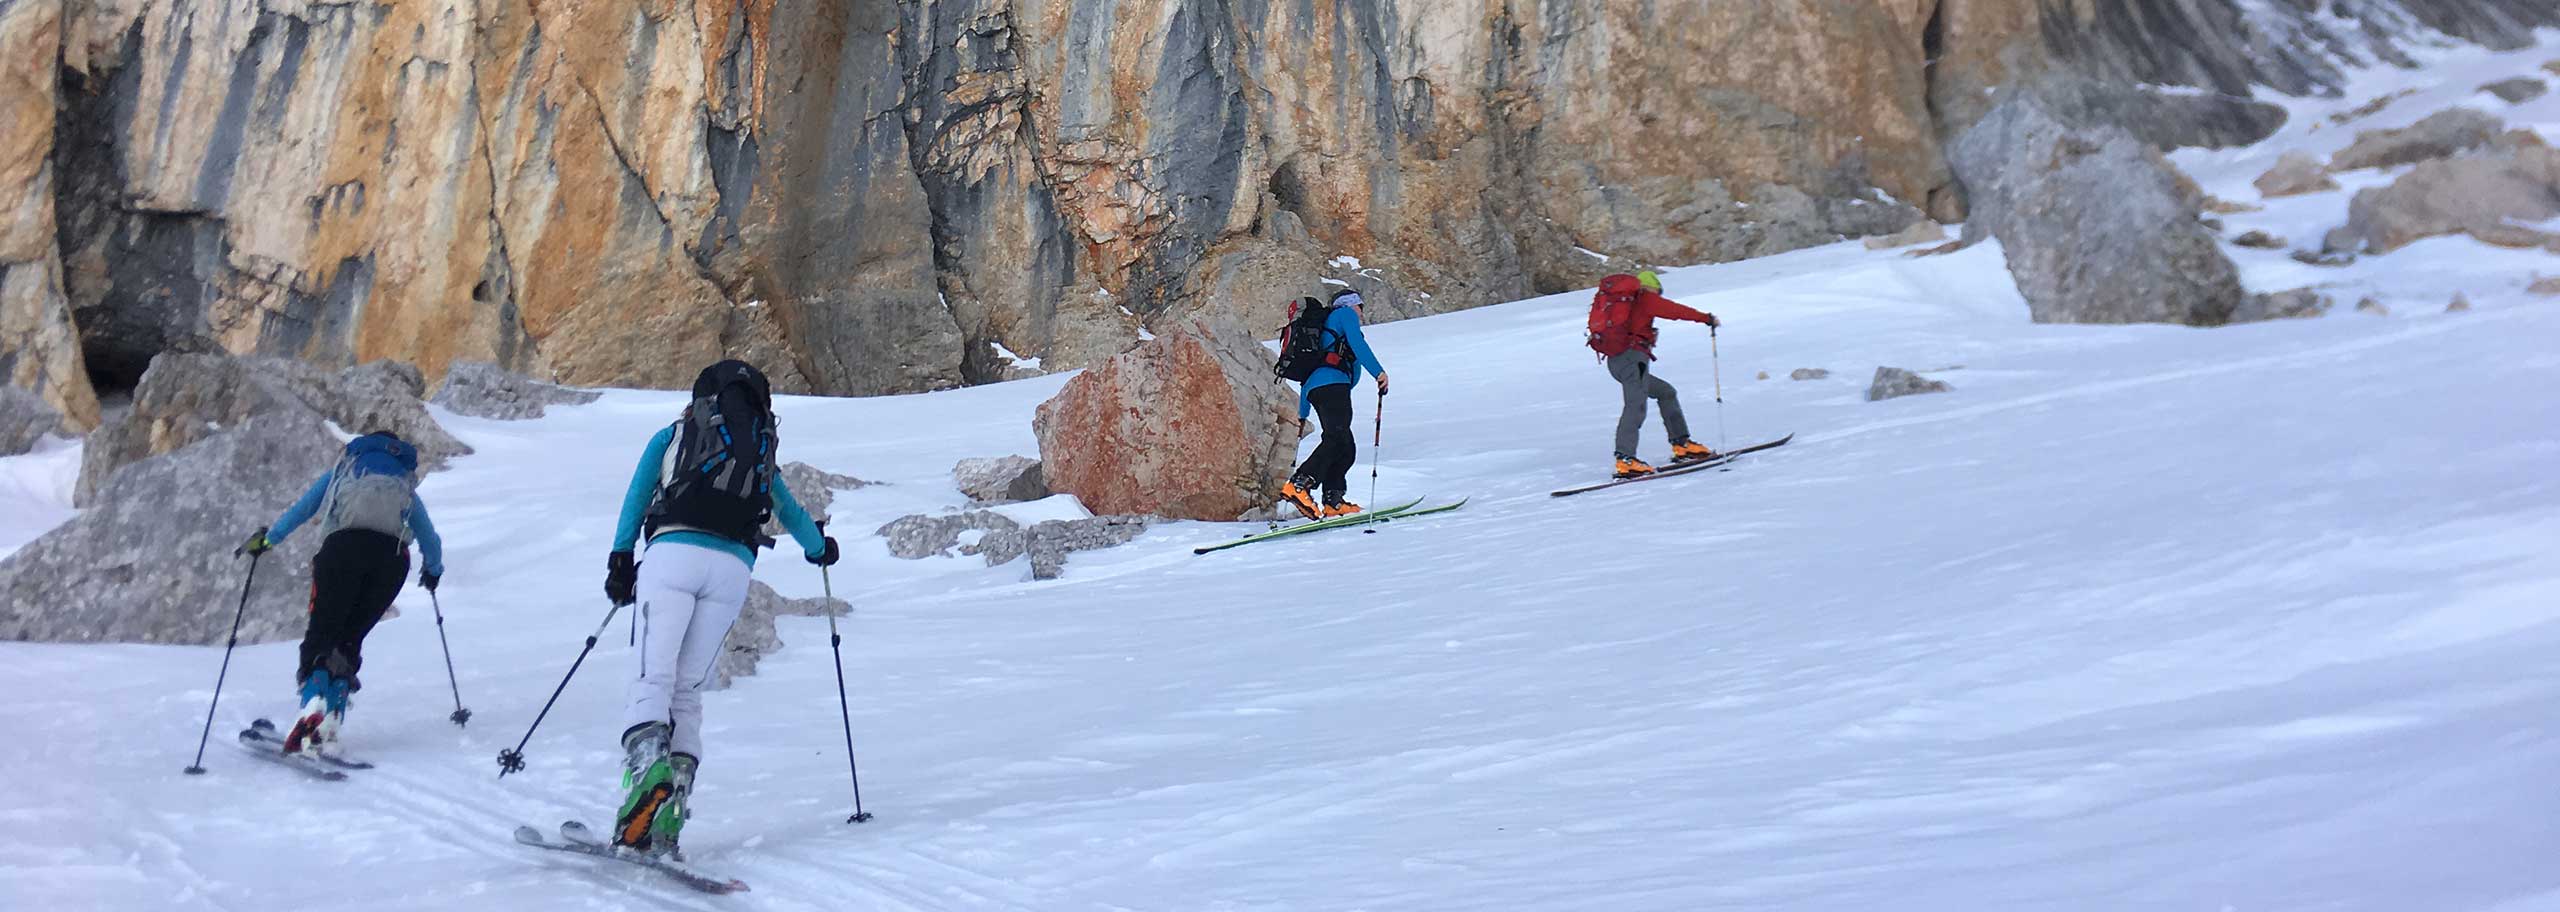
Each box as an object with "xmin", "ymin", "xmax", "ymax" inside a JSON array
[
  {"xmin": 645, "ymin": 360, "xmax": 778, "ymax": 547},
  {"xmin": 1273, "ymin": 296, "xmax": 1353, "ymax": 382}
]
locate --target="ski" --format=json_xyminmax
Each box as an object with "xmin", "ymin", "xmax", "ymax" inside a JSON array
[
  {"xmin": 514, "ymin": 821, "xmax": 750, "ymax": 894},
  {"xmin": 243, "ymin": 718, "xmax": 375, "ymax": 770},
  {"xmin": 1549, "ymin": 434, "xmax": 1794, "ymax": 497},
  {"xmin": 1193, "ymin": 497, "xmax": 1466, "ymax": 554},
  {"xmin": 234, "ymin": 726, "xmax": 349, "ymax": 781}
]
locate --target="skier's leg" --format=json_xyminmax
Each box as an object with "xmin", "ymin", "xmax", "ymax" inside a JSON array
[
  {"xmin": 664, "ymin": 552, "xmax": 750, "ymax": 760},
  {"xmin": 298, "ymin": 534, "xmax": 364, "ymax": 683},
  {"xmin": 623, "ymin": 543, "xmax": 711, "ymax": 741},
  {"xmin": 1608, "ymin": 351, "xmax": 1650, "ymax": 457},
  {"xmin": 1311, "ymin": 385, "xmax": 1356, "ymax": 501},
  {"xmin": 335, "ymin": 535, "xmax": 410, "ymax": 691},
  {"xmin": 1650, "ymin": 372, "xmax": 1691, "ymax": 443}
]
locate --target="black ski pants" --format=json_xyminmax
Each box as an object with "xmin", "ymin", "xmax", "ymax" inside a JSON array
[
  {"xmin": 299, "ymin": 529, "xmax": 410, "ymax": 687},
  {"xmin": 1295, "ymin": 383, "xmax": 1357, "ymax": 501}
]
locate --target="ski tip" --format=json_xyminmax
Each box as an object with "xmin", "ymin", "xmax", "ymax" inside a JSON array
[{"xmin": 513, "ymin": 825, "xmax": 546, "ymax": 845}]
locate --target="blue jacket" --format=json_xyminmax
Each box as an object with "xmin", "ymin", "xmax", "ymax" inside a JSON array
[
  {"xmin": 613, "ymin": 425, "xmax": 825, "ymax": 567},
  {"xmin": 1297, "ymin": 304, "xmax": 1386, "ymax": 419},
  {"xmin": 268, "ymin": 474, "xmax": 445, "ymax": 576}
]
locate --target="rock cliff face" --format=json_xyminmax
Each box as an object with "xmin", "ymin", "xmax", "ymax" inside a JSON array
[{"xmin": 0, "ymin": 0, "xmax": 2550, "ymax": 417}]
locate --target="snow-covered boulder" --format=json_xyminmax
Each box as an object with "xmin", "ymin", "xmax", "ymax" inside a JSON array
[
  {"xmin": 0, "ymin": 384, "xmax": 59, "ymax": 456},
  {"xmin": 1951, "ymin": 95, "xmax": 2245, "ymax": 326},
  {"xmin": 1032, "ymin": 314, "xmax": 1296, "ymax": 521},
  {"xmin": 954, "ymin": 456, "xmax": 1046, "ymax": 504},
  {"xmin": 428, "ymin": 362, "xmax": 600, "ymax": 420},
  {"xmin": 76, "ymin": 354, "xmax": 467, "ymax": 505},
  {"xmin": 1866, "ymin": 367, "xmax": 1951, "ymax": 402},
  {"xmin": 2253, "ymin": 152, "xmax": 2338, "ymax": 198},
  {"xmin": 1027, "ymin": 516, "xmax": 1149, "ymax": 581},
  {"xmin": 2330, "ymin": 108, "xmax": 2510, "ymax": 171},
  {"xmin": 0, "ymin": 411, "xmax": 336, "ymax": 644},
  {"xmin": 2341, "ymin": 143, "xmax": 2560, "ymax": 254}
]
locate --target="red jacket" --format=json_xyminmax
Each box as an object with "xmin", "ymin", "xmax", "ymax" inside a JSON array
[{"xmin": 1588, "ymin": 274, "xmax": 1716, "ymax": 358}]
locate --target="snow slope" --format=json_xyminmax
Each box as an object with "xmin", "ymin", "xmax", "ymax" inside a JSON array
[{"xmin": 6, "ymin": 38, "xmax": 2560, "ymax": 912}]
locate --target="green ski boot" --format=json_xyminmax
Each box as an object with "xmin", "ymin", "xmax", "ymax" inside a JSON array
[
  {"xmin": 614, "ymin": 722, "xmax": 673, "ymax": 852},
  {"xmin": 649, "ymin": 753, "xmax": 698, "ymax": 859}
]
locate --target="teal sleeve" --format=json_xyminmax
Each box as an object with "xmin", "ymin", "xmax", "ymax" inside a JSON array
[
  {"xmin": 770, "ymin": 474, "xmax": 827, "ymax": 557},
  {"xmin": 407, "ymin": 496, "xmax": 444, "ymax": 576},
  {"xmin": 267, "ymin": 473, "xmax": 333, "ymax": 544},
  {"xmin": 1335, "ymin": 307, "xmax": 1385, "ymax": 379},
  {"xmin": 612, "ymin": 427, "xmax": 674, "ymax": 552}
]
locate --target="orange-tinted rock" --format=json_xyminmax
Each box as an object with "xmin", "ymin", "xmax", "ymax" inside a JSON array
[{"xmin": 1033, "ymin": 314, "xmax": 1295, "ymax": 521}]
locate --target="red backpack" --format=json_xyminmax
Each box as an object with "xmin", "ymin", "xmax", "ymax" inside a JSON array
[{"xmin": 1586, "ymin": 274, "xmax": 1645, "ymax": 357}]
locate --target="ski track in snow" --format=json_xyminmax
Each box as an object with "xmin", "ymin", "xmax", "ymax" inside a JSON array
[{"xmin": 5, "ymin": 36, "xmax": 2560, "ymax": 912}]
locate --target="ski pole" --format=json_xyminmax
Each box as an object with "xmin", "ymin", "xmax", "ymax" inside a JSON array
[
  {"xmin": 184, "ymin": 549, "xmax": 264, "ymax": 775},
  {"xmin": 495, "ymin": 602, "xmax": 622, "ymax": 777},
  {"xmin": 1368, "ymin": 388, "xmax": 1385, "ymax": 507},
  {"xmin": 428, "ymin": 590, "xmax": 471, "ymax": 726},
  {"xmin": 1710, "ymin": 324, "xmax": 1727, "ymax": 451},
  {"xmin": 815, "ymin": 528, "xmax": 873, "ymax": 823}
]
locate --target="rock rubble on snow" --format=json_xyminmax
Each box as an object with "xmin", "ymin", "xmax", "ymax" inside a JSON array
[
  {"xmin": 428, "ymin": 362, "xmax": 602, "ymax": 420},
  {"xmin": 1789, "ymin": 368, "xmax": 1830, "ymax": 381},
  {"xmin": 1866, "ymin": 367, "xmax": 1951, "ymax": 402},
  {"xmin": 954, "ymin": 456, "xmax": 1047, "ymax": 504},
  {"xmin": 2253, "ymin": 151, "xmax": 2337, "ymax": 198}
]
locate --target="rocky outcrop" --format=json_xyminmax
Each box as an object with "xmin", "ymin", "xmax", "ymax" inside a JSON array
[
  {"xmin": 1866, "ymin": 367, "xmax": 1950, "ymax": 402},
  {"xmin": 429, "ymin": 362, "xmax": 601, "ymax": 421},
  {"xmin": 1027, "ymin": 515, "xmax": 1148, "ymax": 581},
  {"xmin": 708, "ymin": 580, "xmax": 848, "ymax": 689},
  {"xmin": 2331, "ymin": 109, "xmax": 2511, "ymax": 171},
  {"xmin": 75, "ymin": 355, "xmax": 468, "ymax": 505},
  {"xmin": 0, "ymin": 384, "xmax": 59, "ymax": 455},
  {"xmin": 1033, "ymin": 314, "xmax": 1295, "ymax": 521},
  {"xmin": 762, "ymin": 461, "xmax": 868, "ymax": 541},
  {"xmin": 0, "ymin": 0, "xmax": 99, "ymax": 432},
  {"xmin": 1863, "ymin": 222, "xmax": 1947, "ymax": 250},
  {"xmin": 954, "ymin": 456, "xmax": 1045, "ymax": 505},
  {"xmin": 877, "ymin": 510, "xmax": 1025, "ymax": 565},
  {"xmin": 2481, "ymin": 77, "xmax": 2548, "ymax": 104},
  {"xmin": 2228, "ymin": 289, "xmax": 2331, "ymax": 322},
  {"xmin": 2340, "ymin": 145, "xmax": 2560, "ymax": 254},
  {"xmin": 0, "ymin": 411, "xmax": 338, "ymax": 644},
  {"xmin": 1788, "ymin": 368, "xmax": 1831, "ymax": 381},
  {"xmin": 1951, "ymin": 95, "xmax": 2244, "ymax": 326},
  {"xmin": 2254, "ymin": 152, "xmax": 2338, "ymax": 198},
  {"xmin": 2231, "ymin": 230, "xmax": 2285, "ymax": 249}
]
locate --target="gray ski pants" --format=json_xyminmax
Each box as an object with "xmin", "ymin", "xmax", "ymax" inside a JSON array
[{"xmin": 1607, "ymin": 349, "xmax": 1689, "ymax": 456}]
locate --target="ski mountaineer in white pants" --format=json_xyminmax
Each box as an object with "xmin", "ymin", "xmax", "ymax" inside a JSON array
[{"xmin": 600, "ymin": 360, "xmax": 839, "ymax": 858}]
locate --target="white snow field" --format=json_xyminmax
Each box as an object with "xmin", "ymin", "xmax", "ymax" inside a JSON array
[{"xmin": 6, "ymin": 38, "xmax": 2560, "ymax": 912}]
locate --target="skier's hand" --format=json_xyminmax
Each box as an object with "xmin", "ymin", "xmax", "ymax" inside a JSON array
[
  {"xmin": 807, "ymin": 536, "xmax": 841, "ymax": 567},
  {"xmin": 1704, "ymin": 313, "xmax": 1721, "ymax": 329},
  {"xmin": 605, "ymin": 551, "xmax": 638, "ymax": 606},
  {"xmin": 1375, "ymin": 373, "xmax": 1390, "ymax": 396},
  {"xmin": 419, "ymin": 569, "xmax": 440, "ymax": 593},
  {"xmin": 239, "ymin": 529, "xmax": 272, "ymax": 557}
]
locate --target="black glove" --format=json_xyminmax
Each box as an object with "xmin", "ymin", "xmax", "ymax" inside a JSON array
[
  {"xmin": 1705, "ymin": 313, "xmax": 1722, "ymax": 329},
  {"xmin": 419, "ymin": 570, "xmax": 441, "ymax": 592},
  {"xmin": 605, "ymin": 551, "xmax": 638, "ymax": 606},
  {"xmin": 240, "ymin": 529, "xmax": 273, "ymax": 557},
  {"xmin": 807, "ymin": 536, "xmax": 841, "ymax": 567}
]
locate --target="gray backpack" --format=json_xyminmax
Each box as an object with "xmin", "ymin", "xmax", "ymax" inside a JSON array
[{"xmin": 320, "ymin": 433, "xmax": 421, "ymax": 542}]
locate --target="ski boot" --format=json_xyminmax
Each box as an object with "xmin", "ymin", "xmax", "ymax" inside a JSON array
[
  {"xmin": 1669, "ymin": 438, "xmax": 1717, "ymax": 463},
  {"xmin": 1613, "ymin": 453, "xmax": 1657, "ymax": 479},
  {"xmin": 281, "ymin": 669, "xmax": 347, "ymax": 756},
  {"xmin": 1321, "ymin": 498, "xmax": 1363, "ymax": 519},
  {"xmin": 615, "ymin": 722, "xmax": 675, "ymax": 852},
  {"xmin": 1279, "ymin": 475, "xmax": 1324, "ymax": 521},
  {"xmin": 648, "ymin": 753, "xmax": 698, "ymax": 860}
]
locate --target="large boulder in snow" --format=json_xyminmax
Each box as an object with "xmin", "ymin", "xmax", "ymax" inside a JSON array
[
  {"xmin": 2253, "ymin": 152, "xmax": 2339, "ymax": 198},
  {"xmin": 954, "ymin": 456, "xmax": 1047, "ymax": 504},
  {"xmin": 428, "ymin": 362, "xmax": 601, "ymax": 421},
  {"xmin": 2339, "ymin": 144, "xmax": 2560, "ymax": 254},
  {"xmin": 1027, "ymin": 516, "xmax": 1150, "ymax": 581},
  {"xmin": 1950, "ymin": 95, "xmax": 2246, "ymax": 326},
  {"xmin": 0, "ymin": 384, "xmax": 60, "ymax": 456},
  {"xmin": 2330, "ymin": 108, "xmax": 2511, "ymax": 171},
  {"xmin": 0, "ymin": 411, "xmax": 338, "ymax": 644},
  {"xmin": 707, "ymin": 580, "xmax": 849, "ymax": 690},
  {"xmin": 1866, "ymin": 367, "xmax": 1951, "ymax": 402},
  {"xmin": 1032, "ymin": 314, "xmax": 1297, "ymax": 520},
  {"xmin": 76, "ymin": 355, "xmax": 468, "ymax": 505}
]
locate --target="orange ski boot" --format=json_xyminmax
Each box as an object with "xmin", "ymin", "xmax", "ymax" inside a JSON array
[
  {"xmin": 1279, "ymin": 477, "xmax": 1324, "ymax": 520},
  {"xmin": 1670, "ymin": 438, "xmax": 1717, "ymax": 463},
  {"xmin": 1613, "ymin": 454, "xmax": 1657, "ymax": 479}
]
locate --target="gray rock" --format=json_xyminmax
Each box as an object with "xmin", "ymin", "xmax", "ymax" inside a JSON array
[
  {"xmin": 2231, "ymin": 230, "xmax": 2287, "ymax": 249},
  {"xmin": 2228, "ymin": 289, "xmax": 2331, "ymax": 323},
  {"xmin": 876, "ymin": 510, "xmax": 1026, "ymax": 566},
  {"xmin": 1026, "ymin": 515, "xmax": 1150, "ymax": 581},
  {"xmin": 2480, "ymin": 77, "xmax": 2548, "ymax": 104},
  {"xmin": 1866, "ymin": 367, "xmax": 1951, "ymax": 402},
  {"xmin": 1950, "ymin": 95, "xmax": 2246, "ymax": 326},
  {"xmin": 1788, "ymin": 368, "xmax": 1831, "ymax": 381},
  {"xmin": 428, "ymin": 362, "xmax": 601, "ymax": 420},
  {"xmin": 954, "ymin": 456, "xmax": 1046, "ymax": 504},
  {"xmin": 2021, "ymin": 78, "xmax": 2288, "ymax": 151},
  {"xmin": 2342, "ymin": 144, "xmax": 2560, "ymax": 254},
  {"xmin": 0, "ymin": 411, "xmax": 339, "ymax": 644},
  {"xmin": 707, "ymin": 580, "xmax": 850, "ymax": 689},
  {"xmin": 2356, "ymin": 297, "xmax": 2392, "ymax": 316},
  {"xmin": 764, "ymin": 461, "xmax": 870, "ymax": 540},
  {"xmin": 0, "ymin": 385, "xmax": 61, "ymax": 456},
  {"xmin": 2253, "ymin": 152, "xmax": 2338, "ymax": 198},
  {"xmin": 2447, "ymin": 293, "xmax": 2472, "ymax": 313},
  {"xmin": 77, "ymin": 354, "xmax": 468, "ymax": 505},
  {"xmin": 1862, "ymin": 221, "xmax": 1947, "ymax": 250},
  {"xmin": 2331, "ymin": 108, "xmax": 2508, "ymax": 171}
]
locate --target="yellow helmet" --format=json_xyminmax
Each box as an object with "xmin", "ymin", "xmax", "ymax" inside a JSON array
[{"xmin": 1635, "ymin": 270, "xmax": 1662, "ymax": 293}]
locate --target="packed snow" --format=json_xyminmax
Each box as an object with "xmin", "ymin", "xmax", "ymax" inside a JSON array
[{"xmin": 5, "ymin": 35, "xmax": 2559, "ymax": 912}]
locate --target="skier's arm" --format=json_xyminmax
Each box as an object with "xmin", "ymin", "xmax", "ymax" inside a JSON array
[
  {"xmin": 769, "ymin": 474, "xmax": 827, "ymax": 558},
  {"xmin": 1298, "ymin": 384, "xmax": 1313, "ymax": 421},
  {"xmin": 406, "ymin": 495, "xmax": 445, "ymax": 577},
  {"xmin": 1335, "ymin": 308, "xmax": 1386, "ymax": 379},
  {"xmin": 1645, "ymin": 293, "xmax": 1718, "ymax": 327},
  {"xmin": 266, "ymin": 473, "xmax": 334, "ymax": 544},
  {"xmin": 611, "ymin": 427, "xmax": 675, "ymax": 552}
]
